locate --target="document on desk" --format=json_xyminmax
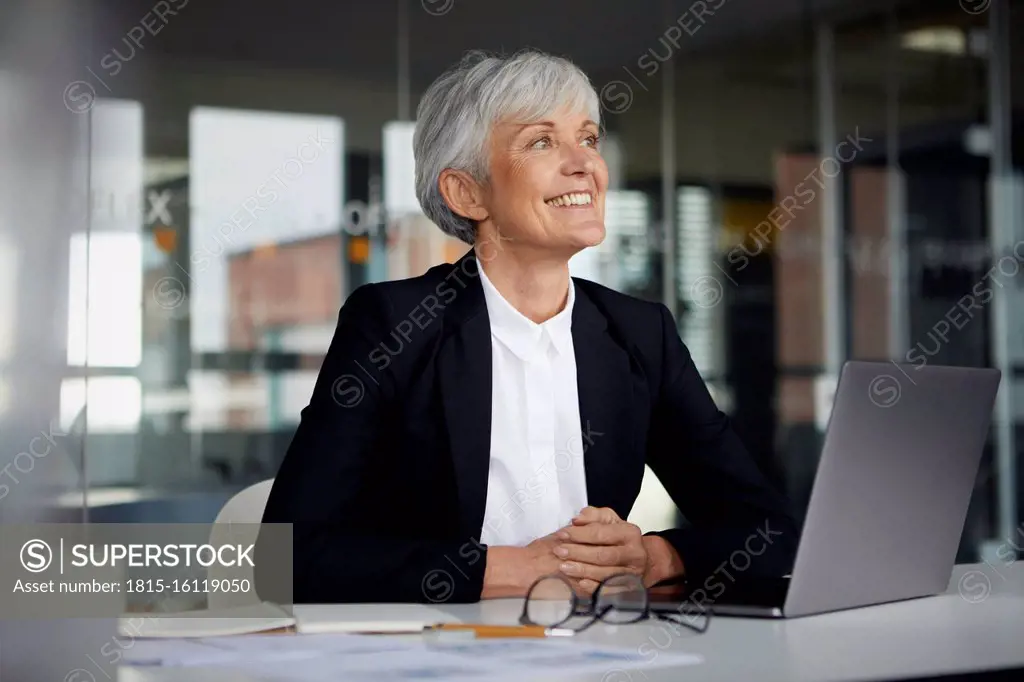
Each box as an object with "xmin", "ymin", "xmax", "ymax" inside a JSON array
[
  {"xmin": 119, "ymin": 602, "xmax": 297, "ymax": 638},
  {"xmin": 123, "ymin": 632, "xmax": 703, "ymax": 680},
  {"xmin": 123, "ymin": 633, "xmax": 412, "ymax": 666}
]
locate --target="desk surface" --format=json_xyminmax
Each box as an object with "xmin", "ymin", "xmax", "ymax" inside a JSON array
[{"xmin": 122, "ymin": 562, "xmax": 1024, "ymax": 682}]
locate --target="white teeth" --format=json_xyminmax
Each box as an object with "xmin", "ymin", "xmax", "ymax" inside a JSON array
[{"xmin": 546, "ymin": 192, "xmax": 593, "ymax": 207}]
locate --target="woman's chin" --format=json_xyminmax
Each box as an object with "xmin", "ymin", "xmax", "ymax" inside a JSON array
[{"xmin": 567, "ymin": 221, "xmax": 606, "ymax": 248}]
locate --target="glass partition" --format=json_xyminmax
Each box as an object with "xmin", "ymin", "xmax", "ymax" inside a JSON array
[{"xmin": 37, "ymin": 0, "xmax": 1019, "ymax": 564}]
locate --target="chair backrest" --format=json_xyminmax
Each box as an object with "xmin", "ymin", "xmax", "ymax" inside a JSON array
[{"xmin": 207, "ymin": 479, "xmax": 274, "ymax": 609}]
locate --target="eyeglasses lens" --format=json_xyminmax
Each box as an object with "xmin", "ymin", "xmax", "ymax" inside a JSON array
[
  {"xmin": 594, "ymin": 573, "xmax": 647, "ymax": 625},
  {"xmin": 524, "ymin": 576, "xmax": 575, "ymax": 627}
]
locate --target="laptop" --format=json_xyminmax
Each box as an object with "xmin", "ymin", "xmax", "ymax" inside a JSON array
[{"xmin": 652, "ymin": 361, "xmax": 1000, "ymax": 619}]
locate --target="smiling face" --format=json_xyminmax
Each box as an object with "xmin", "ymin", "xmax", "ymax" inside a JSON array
[{"xmin": 479, "ymin": 108, "xmax": 608, "ymax": 258}]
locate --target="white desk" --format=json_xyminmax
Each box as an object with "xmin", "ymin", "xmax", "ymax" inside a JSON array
[{"xmin": 121, "ymin": 562, "xmax": 1024, "ymax": 682}]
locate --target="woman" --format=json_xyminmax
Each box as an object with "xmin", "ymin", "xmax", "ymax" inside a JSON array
[{"xmin": 259, "ymin": 49, "xmax": 796, "ymax": 604}]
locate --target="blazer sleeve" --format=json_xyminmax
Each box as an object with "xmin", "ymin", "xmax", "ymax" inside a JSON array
[
  {"xmin": 256, "ymin": 284, "xmax": 486, "ymax": 604},
  {"xmin": 644, "ymin": 303, "xmax": 798, "ymax": 585}
]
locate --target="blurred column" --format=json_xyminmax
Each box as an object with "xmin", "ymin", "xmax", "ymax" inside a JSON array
[
  {"xmin": 78, "ymin": 99, "xmax": 145, "ymax": 487},
  {"xmin": 772, "ymin": 19, "xmax": 846, "ymax": 514},
  {"xmin": 0, "ymin": 4, "xmax": 90, "ymax": 518},
  {"xmin": 375, "ymin": 0, "xmax": 416, "ymax": 283},
  {"xmin": 986, "ymin": 0, "xmax": 1019, "ymax": 546},
  {"xmin": 396, "ymin": 0, "xmax": 411, "ymax": 122},
  {"xmin": 660, "ymin": 0, "xmax": 677, "ymax": 312},
  {"xmin": 678, "ymin": 186, "xmax": 723, "ymax": 382},
  {"xmin": 885, "ymin": 5, "xmax": 909, "ymax": 358},
  {"xmin": 775, "ymin": 152, "xmax": 827, "ymax": 514},
  {"xmin": 816, "ymin": 22, "xmax": 845, "ymax": 379},
  {"xmin": 0, "ymin": 2, "xmax": 118, "ymax": 680}
]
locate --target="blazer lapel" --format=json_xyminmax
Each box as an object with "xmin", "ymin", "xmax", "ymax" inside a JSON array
[
  {"xmin": 438, "ymin": 252, "xmax": 492, "ymax": 540},
  {"xmin": 572, "ymin": 284, "xmax": 644, "ymax": 518}
]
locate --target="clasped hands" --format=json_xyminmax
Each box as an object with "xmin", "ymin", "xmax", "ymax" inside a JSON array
[
  {"xmin": 548, "ymin": 506, "xmax": 648, "ymax": 595},
  {"xmin": 482, "ymin": 506, "xmax": 683, "ymax": 598}
]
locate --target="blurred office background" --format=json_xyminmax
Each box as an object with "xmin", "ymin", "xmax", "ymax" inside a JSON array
[{"xmin": 1, "ymin": 0, "xmax": 1022, "ymax": 565}]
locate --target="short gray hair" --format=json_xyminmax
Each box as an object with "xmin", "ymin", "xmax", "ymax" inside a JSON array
[{"xmin": 413, "ymin": 49, "xmax": 601, "ymax": 245}]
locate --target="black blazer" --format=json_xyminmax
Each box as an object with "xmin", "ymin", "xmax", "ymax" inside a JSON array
[{"xmin": 259, "ymin": 250, "xmax": 797, "ymax": 604}]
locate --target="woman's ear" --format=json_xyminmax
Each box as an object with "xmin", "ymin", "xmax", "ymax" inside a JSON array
[{"xmin": 438, "ymin": 169, "xmax": 489, "ymax": 223}]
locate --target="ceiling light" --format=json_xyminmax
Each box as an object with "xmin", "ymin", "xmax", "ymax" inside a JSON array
[{"xmin": 901, "ymin": 27, "xmax": 966, "ymax": 55}]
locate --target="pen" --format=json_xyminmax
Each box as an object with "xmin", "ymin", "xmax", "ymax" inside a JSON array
[{"xmin": 423, "ymin": 623, "xmax": 575, "ymax": 638}]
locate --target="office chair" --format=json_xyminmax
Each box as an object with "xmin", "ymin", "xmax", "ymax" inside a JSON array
[{"xmin": 207, "ymin": 479, "xmax": 274, "ymax": 609}]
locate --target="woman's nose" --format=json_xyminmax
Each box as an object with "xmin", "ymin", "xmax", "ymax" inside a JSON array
[{"xmin": 562, "ymin": 147, "xmax": 595, "ymax": 175}]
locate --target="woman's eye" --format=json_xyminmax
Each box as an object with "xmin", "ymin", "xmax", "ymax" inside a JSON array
[
  {"xmin": 581, "ymin": 134, "xmax": 600, "ymax": 148},
  {"xmin": 530, "ymin": 136, "xmax": 552, "ymax": 149}
]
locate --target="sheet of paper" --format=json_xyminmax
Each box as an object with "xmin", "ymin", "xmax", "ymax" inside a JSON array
[
  {"xmin": 123, "ymin": 632, "xmax": 703, "ymax": 681},
  {"xmin": 230, "ymin": 642, "xmax": 702, "ymax": 682},
  {"xmin": 121, "ymin": 640, "xmax": 251, "ymax": 667},
  {"xmin": 200, "ymin": 632, "xmax": 419, "ymax": 656},
  {"xmin": 119, "ymin": 602, "xmax": 296, "ymax": 638},
  {"xmin": 122, "ymin": 633, "xmax": 414, "ymax": 666},
  {"xmin": 227, "ymin": 647, "xmax": 499, "ymax": 681},
  {"xmin": 425, "ymin": 639, "xmax": 702, "ymax": 677},
  {"xmin": 292, "ymin": 602, "xmax": 461, "ymax": 633}
]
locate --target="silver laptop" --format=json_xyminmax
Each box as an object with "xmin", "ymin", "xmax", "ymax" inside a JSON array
[{"xmin": 706, "ymin": 361, "xmax": 1001, "ymax": 618}]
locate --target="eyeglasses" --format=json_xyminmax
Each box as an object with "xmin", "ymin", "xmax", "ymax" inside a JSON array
[{"xmin": 519, "ymin": 572, "xmax": 711, "ymax": 635}]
